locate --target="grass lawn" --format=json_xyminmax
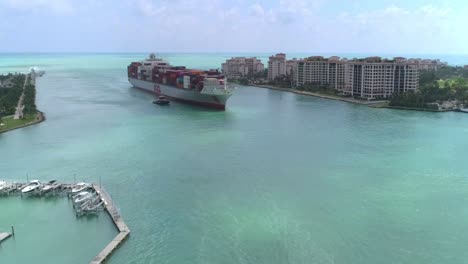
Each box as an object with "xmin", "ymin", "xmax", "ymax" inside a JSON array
[{"xmin": 0, "ymin": 113, "xmax": 39, "ymax": 132}]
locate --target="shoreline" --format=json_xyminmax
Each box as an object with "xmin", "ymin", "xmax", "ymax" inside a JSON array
[
  {"xmin": 383, "ymin": 105, "xmax": 449, "ymax": 112},
  {"xmin": 0, "ymin": 111, "xmax": 45, "ymax": 134},
  {"xmin": 251, "ymin": 84, "xmax": 387, "ymax": 106},
  {"xmin": 0, "ymin": 72, "xmax": 45, "ymax": 134},
  {"xmin": 250, "ymin": 84, "xmax": 463, "ymax": 113}
]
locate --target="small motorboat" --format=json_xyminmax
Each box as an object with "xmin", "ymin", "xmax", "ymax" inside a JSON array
[
  {"xmin": 41, "ymin": 180, "xmax": 57, "ymax": 194},
  {"xmin": 76, "ymin": 196, "xmax": 104, "ymax": 216},
  {"xmin": 73, "ymin": 191, "xmax": 97, "ymax": 207},
  {"xmin": 21, "ymin": 180, "xmax": 42, "ymax": 195},
  {"xmin": 153, "ymin": 96, "xmax": 170, "ymax": 105},
  {"xmin": 81, "ymin": 194, "xmax": 101, "ymax": 207},
  {"xmin": 71, "ymin": 182, "xmax": 91, "ymax": 196},
  {"xmin": 0, "ymin": 181, "xmax": 8, "ymax": 193},
  {"xmin": 81, "ymin": 199, "xmax": 104, "ymax": 213}
]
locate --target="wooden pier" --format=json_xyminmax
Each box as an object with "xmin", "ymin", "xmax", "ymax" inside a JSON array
[
  {"xmin": 0, "ymin": 232, "xmax": 12, "ymax": 244},
  {"xmin": 89, "ymin": 185, "xmax": 130, "ymax": 264}
]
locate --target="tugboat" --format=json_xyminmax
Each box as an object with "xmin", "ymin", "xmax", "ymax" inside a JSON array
[{"xmin": 153, "ymin": 96, "xmax": 170, "ymax": 105}]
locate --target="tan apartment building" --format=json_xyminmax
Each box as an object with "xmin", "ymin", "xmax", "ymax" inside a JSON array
[
  {"xmin": 294, "ymin": 56, "xmax": 419, "ymax": 99},
  {"xmin": 285, "ymin": 59, "xmax": 298, "ymax": 77},
  {"xmin": 294, "ymin": 56, "xmax": 347, "ymax": 91},
  {"xmin": 343, "ymin": 57, "xmax": 419, "ymax": 98},
  {"xmin": 327, "ymin": 57, "xmax": 347, "ymax": 92},
  {"xmin": 407, "ymin": 58, "xmax": 447, "ymax": 70},
  {"xmin": 222, "ymin": 57, "xmax": 264, "ymax": 78},
  {"xmin": 268, "ymin": 53, "xmax": 286, "ymax": 80}
]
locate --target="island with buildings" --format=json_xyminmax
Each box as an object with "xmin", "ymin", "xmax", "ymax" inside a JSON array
[
  {"xmin": 0, "ymin": 70, "xmax": 44, "ymax": 133},
  {"xmin": 222, "ymin": 54, "xmax": 468, "ymax": 111}
]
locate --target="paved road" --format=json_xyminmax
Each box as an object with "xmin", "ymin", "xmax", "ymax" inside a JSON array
[{"xmin": 13, "ymin": 74, "xmax": 29, "ymax": 120}]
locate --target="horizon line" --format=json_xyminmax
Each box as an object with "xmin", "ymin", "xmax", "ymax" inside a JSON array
[{"xmin": 1, "ymin": 51, "xmax": 468, "ymax": 56}]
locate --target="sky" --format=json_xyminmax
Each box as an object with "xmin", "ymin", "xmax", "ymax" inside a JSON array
[{"xmin": 0, "ymin": 0, "xmax": 467, "ymax": 54}]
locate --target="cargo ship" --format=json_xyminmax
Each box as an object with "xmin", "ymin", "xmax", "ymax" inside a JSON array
[{"xmin": 128, "ymin": 54, "xmax": 234, "ymax": 110}]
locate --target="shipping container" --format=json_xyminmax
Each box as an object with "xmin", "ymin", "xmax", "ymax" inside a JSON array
[{"xmin": 183, "ymin": 76, "xmax": 190, "ymax": 89}]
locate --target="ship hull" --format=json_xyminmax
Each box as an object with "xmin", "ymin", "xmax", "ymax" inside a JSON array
[{"xmin": 128, "ymin": 78, "xmax": 230, "ymax": 110}]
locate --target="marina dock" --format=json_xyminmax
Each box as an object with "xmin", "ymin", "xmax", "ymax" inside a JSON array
[
  {"xmin": 0, "ymin": 180, "xmax": 130, "ymax": 263},
  {"xmin": 90, "ymin": 185, "xmax": 130, "ymax": 264},
  {"xmin": 0, "ymin": 232, "xmax": 12, "ymax": 244}
]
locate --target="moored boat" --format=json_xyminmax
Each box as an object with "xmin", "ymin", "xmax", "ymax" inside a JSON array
[
  {"xmin": 0, "ymin": 181, "xmax": 8, "ymax": 193},
  {"xmin": 75, "ymin": 194, "xmax": 104, "ymax": 216},
  {"xmin": 80, "ymin": 200, "xmax": 104, "ymax": 214},
  {"xmin": 73, "ymin": 191, "xmax": 96, "ymax": 207},
  {"xmin": 41, "ymin": 180, "xmax": 57, "ymax": 194},
  {"xmin": 71, "ymin": 182, "xmax": 91, "ymax": 196},
  {"xmin": 21, "ymin": 180, "xmax": 42, "ymax": 195}
]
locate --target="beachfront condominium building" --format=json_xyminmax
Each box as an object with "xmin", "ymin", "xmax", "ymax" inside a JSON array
[
  {"xmin": 221, "ymin": 57, "xmax": 264, "ymax": 79},
  {"xmin": 343, "ymin": 57, "xmax": 419, "ymax": 98},
  {"xmin": 286, "ymin": 59, "xmax": 298, "ymax": 77},
  {"xmin": 294, "ymin": 56, "xmax": 419, "ymax": 99},
  {"xmin": 294, "ymin": 56, "xmax": 347, "ymax": 91},
  {"xmin": 407, "ymin": 58, "xmax": 448, "ymax": 71},
  {"xmin": 268, "ymin": 53, "xmax": 286, "ymax": 80}
]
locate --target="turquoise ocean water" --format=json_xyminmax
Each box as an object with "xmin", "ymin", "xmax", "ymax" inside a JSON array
[{"xmin": 1, "ymin": 53, "xmax": 468, "ymax": 264}]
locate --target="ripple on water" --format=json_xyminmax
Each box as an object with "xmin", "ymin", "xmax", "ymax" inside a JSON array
[{"xmin": 3, "ymin": 54, "xmax": 468, "ymax": 264}]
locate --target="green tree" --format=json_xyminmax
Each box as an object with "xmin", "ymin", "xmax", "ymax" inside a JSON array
[{"xmin": 419, "ymin": 70, "xmax": 437, "ymax": 87}]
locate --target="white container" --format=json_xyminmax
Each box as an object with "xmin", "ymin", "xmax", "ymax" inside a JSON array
[{"xmin": 183, "ymin": 76, "xmax": 190, "ymax": 89}]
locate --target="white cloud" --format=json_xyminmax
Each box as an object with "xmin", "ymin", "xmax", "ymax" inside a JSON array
[
  {"xmin": 220, "ymin": 7, "xmax": 239, "ymax": 20},
  {"xmin": 135, "ymin": 0, "xmax": 167, "ymax": 17},
  {"xmin": 4, "ymin": 0, "xmax": 74, "ymax": 14},
  {"xmin": 339, "ymin": 4, "xmax": 451, "ymax": 30},
  {"xmin": 333, "ymin": 4, "xmax": 466, "ymax": 53},
  {"xmin": 248, "ymin": 0, "xmax": 320, "ymax": 25},
  {"xmin": 250, "ymin": 3, "xmax": 264, "ymax": 17},
  {"xmin": 279, "ymin": 0, "xmax": 320, "ymax": 14},
  {"xmin": 419, "ymin": 4, "xmax": 452, "ymax": 17},
  {"xmin": 248, "ymin": 3, "xmax": 278, "ymax": 23},
  {"xmin": 1, "ymin": 0, "xmax": 466, "ymax": 53}
]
